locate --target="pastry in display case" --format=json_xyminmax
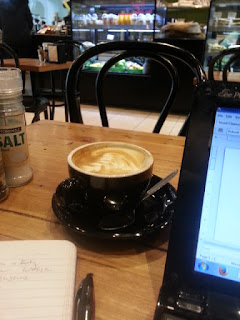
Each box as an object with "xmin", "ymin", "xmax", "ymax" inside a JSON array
[
  {"xmin": 154, "ymin": 0, "xmax": 209, "ymax": 40},
  {"xmin": 84, "ymin": 58, "xmax": 144, "ymax": 73},
  {"xmin": 203, "ymin": 0, "xmax": 240, "ymax": 71}
]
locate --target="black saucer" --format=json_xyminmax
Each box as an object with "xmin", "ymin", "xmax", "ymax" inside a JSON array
[{"xmin": 52, "ymin": 175, "xmax": 176, "ymax": 240}]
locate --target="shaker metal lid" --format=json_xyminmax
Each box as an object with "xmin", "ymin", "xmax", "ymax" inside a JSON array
[{"xmin": 0, "ymin": 68, "xmax": 23, "ymax": 95}]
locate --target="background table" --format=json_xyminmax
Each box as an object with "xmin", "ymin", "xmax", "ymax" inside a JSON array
[
  {"xmin": 210, "ymin": 71, "xmax": 240, "ymax": 82},
  {"xmin": 4, "ymin": 58, "xmax": 72, "ymax": 72},
  {"xmin": 4, "ymin": 58, "xmax": 72, "ymax": 121},
  {"xmin": 0, "ymin": 121, "xmax": 185, "ymax": 320}
]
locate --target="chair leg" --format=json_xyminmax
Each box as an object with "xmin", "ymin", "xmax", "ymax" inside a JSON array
[
  {"xmin": 64, "ymin": 97, "xmax": 69, "ymax": 122},
  {"xmin": 50, "ymin": 71, "xmax": 56, "ymax": 120},
  {"xmin": 178, "ymin": 114, "xmax": 190, "ymax": 136},
  {"xmin": 22, "ymin": 71, "xmax": 26, "ymax": 94},
  {"xmin": 32, "ymin": 112, "xmax": 41, "ymax": 123},
  {"xmin": 30, "ymin": 107, "xmax": 48, "ymax": 123},
  {"xmin": 44, "ymin": 109, "xmax": 49, "ymax": 120}
]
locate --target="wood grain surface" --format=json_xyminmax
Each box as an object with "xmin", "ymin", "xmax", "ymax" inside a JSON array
[
  {"xmin": 208, "ymin": 71, "xmax": 240, "ymax": 82},
  {"xmin": 3, "ymin": 58, "xmax": 72, "ymax": 72},
  {"xmin": 0, "ymin": 121, "xmax": 185, "ymax": 320}
]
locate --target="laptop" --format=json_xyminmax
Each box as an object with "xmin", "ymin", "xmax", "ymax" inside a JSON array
[{"xmin": 154, "ymin": 81, "xmax": 240, "ymax": 320}]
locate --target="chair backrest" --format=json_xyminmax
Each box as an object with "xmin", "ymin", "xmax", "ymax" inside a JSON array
[
  {"xmin": 96, "ymin": 50, "xmax": 178, "ymax": 133},
  {"xmin": 208, "ymin": 46, "xmax": 240, "ymax": 81},
  {"xmin": 65, "ymin": 41, "xmax": 206, "ymax": 133},
  {"xmin": 0, "ymin": 42, "xmax": 49, "ymax": 123},
  {"xmin": 56, "ymin": 39, "xmax": 84, "ymax": 61},
  {"xmin": 57, "ymin": 39, "xmax": 83, "ymax": 49},
  {"xmin": 0, "ymin": 42, "xmax": 19, "ymax": 68}
]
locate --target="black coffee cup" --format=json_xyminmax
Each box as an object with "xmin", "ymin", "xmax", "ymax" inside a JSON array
[{"xmin": 67, "ymin": 141, "xmax": 153, "ymax": 215}]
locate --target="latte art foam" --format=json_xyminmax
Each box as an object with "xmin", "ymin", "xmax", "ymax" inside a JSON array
[{"xmin": 73, "ymin": 146, "xmax": 151, "ymax": 175}]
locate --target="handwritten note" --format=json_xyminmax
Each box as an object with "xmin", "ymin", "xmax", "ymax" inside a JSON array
[{"xmin": 0, "ymin": 240, "xmax": 77, "ymax": 320}]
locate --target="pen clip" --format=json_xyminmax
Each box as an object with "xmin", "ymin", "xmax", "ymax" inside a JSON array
[
  {"xmin": 74, "ymin": 281, "xmax": 82, "ymax": 320},
  {"xmin": 74, "ymin": 273, "xmax": 94, "ymax": 320}
]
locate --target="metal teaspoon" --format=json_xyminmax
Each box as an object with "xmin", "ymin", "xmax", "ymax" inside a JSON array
[
  {"xmin": 99, "ymin": 169, "xmax": 178, "ymax": 231},
  {"xmin": 141, "ymin": 169, "xmax": 178, "ymax": 201}
]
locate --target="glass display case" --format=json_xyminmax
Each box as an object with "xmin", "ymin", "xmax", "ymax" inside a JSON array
[
  {"xmin": 155, "ymin": 2, "xmax": 209, "ymax": 41},
  {"xmin": 71, "ymin": 0, "xmax": 210, "ymax": 64},
  {"xmin": 203, "ymin": 0, "xmax": 240, "ymax": 71},
  {"xmin": 72, "ymin": 0, "xmax": 210, "ymax": 44},
  {"xmin": 71, "ymin": 0, "xmax": 156, "ymax": 44}
]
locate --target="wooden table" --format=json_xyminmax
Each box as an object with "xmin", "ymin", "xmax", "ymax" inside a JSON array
[
  {"xmin": 4, "ymin": 58, "xmax": 73, "ymax": 121},
  {"xmin": 0, "ymin": 121, "xmax": 185, "ymax": 320},
  {"xmin": 211, "ymin": 71, "xmax": 240, "ymax": 82},
  {"xmin": 4, "ymin": 58, "xmax": 72, "ymax": 72}
]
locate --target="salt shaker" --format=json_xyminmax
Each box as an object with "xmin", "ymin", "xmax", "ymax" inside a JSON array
[
  {"xmin": 0, "ymin": 68, "xmax": 33, "ymax": 187},
  {"xmin": 0, "ymin": 148, "xmax": 9, "ymax": 201}
]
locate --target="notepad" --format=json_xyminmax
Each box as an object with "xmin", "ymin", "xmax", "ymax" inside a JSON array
[{"xmin": 0, "ymin": 240, "xmax": 77, "ymax": 320}]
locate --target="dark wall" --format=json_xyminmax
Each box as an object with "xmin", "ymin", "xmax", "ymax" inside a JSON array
[{"xmin": 79, "ymin": 71, "xmax": 172, "ymax": 112}]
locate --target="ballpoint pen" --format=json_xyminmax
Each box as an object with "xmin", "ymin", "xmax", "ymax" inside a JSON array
[{"xmin": 74, "ymin": 273, "xmax": 95, "ymax": 320}]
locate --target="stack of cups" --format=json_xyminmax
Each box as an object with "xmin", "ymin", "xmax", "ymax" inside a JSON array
[{"xmin": 0, "ymin": 68, "xmax": 33, "ymax": 201}]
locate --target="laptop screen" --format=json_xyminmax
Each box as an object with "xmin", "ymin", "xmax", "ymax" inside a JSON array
[{"xmin": 194, "ymin": 107, "xmax": 240, "ymax": 283}]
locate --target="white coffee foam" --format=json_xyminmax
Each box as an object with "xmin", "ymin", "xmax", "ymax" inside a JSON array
[{"xmin": 73, "ymin": 145, "xmax": 152, "ymax": 176}]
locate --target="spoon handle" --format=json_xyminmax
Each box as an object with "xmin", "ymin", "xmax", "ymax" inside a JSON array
[{"xmin": 142, "ymin": 169, "xmax": 178, "ymax": 201}]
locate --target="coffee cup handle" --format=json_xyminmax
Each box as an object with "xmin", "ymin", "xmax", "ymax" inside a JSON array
[{"xmin": 103, "ymin": 193, "xmax": 128, "ymax": 211}]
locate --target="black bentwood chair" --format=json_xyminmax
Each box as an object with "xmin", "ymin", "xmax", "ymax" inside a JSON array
[
  {"xmin": 56, "ymin": 39, "xmax": 84, "ymax": 60},
  {"xmin": 0, "ymin": 42, "xmax": 49, "ymax": 123},
  {"xmin": 55, "ymin": 39, "xmax": 84, "ymax": 122},
  {"xmin": 208, "ymin": 46, "xmax": 240, "ymax": 82},
  {"xmin": 200, "ymin": 46, "xmax": 240, "ymax": 121},
  {"xmin": 35, "ymin": 40, "xmax": 83, "ymax": 122},
  {"xmin": 65, "ymin": 41, "xmax": 206, "ymax": 134}
]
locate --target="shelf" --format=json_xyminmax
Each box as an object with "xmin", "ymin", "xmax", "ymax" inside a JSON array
[
  {"xmin": 213, "ymin": 2, "xmax": 240, "ymax": 7},
  {"xmin": 208, "ymin": 25, "xmax": 240, "ymax": 32},
  {"xmin": 75, "ymin": 2, "xmax": 154, "ymax": 10},
  {"xmin": 82, "ymin": 69, "xmax": 150, "ymax": 78},
  {"xmin": 166, "ymin": 5, "xmax": 209, "ymax": 10},
  {"xmin": 72, "ymin": 24, "xmax": 154, "ymax": 31},
  {"xmin": 205, "ymin": 51, "xmax": 224, "ymax": 57}
]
